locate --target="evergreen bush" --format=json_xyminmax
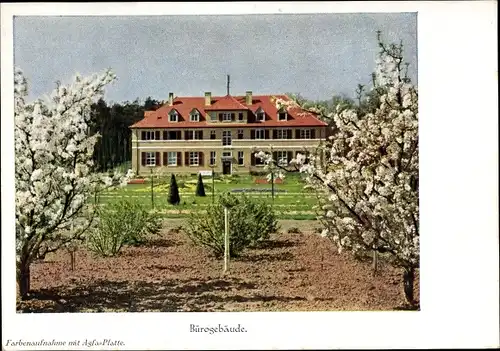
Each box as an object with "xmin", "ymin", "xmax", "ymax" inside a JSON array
[
  {"xmin": 168, "ymin": 174, "xmax": 180, "ymax": 205},
  {"xmin": 195, "ymin": 173, "xmax": 206, "ymax": 197}
]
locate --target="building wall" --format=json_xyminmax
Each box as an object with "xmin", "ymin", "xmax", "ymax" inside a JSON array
[{"xmin": 131, "ymin": 126, "xmax": 326, "ymax": 175}]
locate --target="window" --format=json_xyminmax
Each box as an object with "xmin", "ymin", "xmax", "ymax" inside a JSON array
[
  {"xmin": 255, "ymin": 108, "xmax": 265, "ymax": 121},
  {"xmin": 238, "ymin": 151, "xmax": 244, "ymax": 165},
  {"xmin": 146, "ymin": 152, "xmax": 156, "ymax": 166},
  {"xmin": 169, "ymin": 110, "xmax": 178, "ymax": 122},
  {"xmin": 277, "ymin": 151, "xmax": 288, "ymax": 166},
  {"xmin": 255, "ymin": 129, "xmax": 265, "ymax": 140},
  {"xmin": 186, "ymin": 130, "xmax": 202, "ymax": 140},
  {"xmin": 210, "ymin": 130, "xmax": 216, "ymax": 140},
  {"xmin": 141, "ymin": 131, "xmax": 156, "ymax": 140},
  {"xmin": 222, "ymin": 151, "xmax": 232, "ymax": 158},
  {"xmin": 238, "ymin": 112, "xmax": 244, "ymax": 121},
  {"xmin": 276, "ymin": 129, "xmax": 288, "ymax": 139},
  {"xmin": 210, "ymin": 151, "xmax": 216, "ymax": 165},
  {"xmin": 278, "ymin": 111, "xmax": 287, "ymax": 121},
  {"xmin": 165, "ymin": 130, "xmax": 181, "ymax": 140},
  {"xmin": 167, "ymin": 152, "xmax": 177, "ymax": 166},
  {"xmin": 237, "ymin": 129, "xmax": 244, "ymax": 139},
  {"xmin": 300, "ymin": 129, "xmax": 311, "ymax": 139},
  {"xmin": 168, "ymin": 130, "xmax": 182, "ymax": 140},
  {"xmin": 210, "ymin": 112, "xmax": 217, "ymax": 121},
  {"xmin": 190, "ymin": 111, "xmax": 200, "ymax": 122},
  {"xmin": 222, "ymin": 130, "xmax": 232, "ymax": 146},
  {"xmin": 221, "ymin": 112, "xmax": 232, "ymax": 122},
  {"xmin": 189, "ymin": 152, "xmax": 199, "ymax": 166}
]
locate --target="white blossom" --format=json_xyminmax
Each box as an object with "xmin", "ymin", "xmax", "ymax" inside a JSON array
[
  {"xmin": 103, "ymin": 176, "xmax": 113, "ymax": 187},
  {"xmin": 326, "ymin": 210, "xmax": 335, "ymax": 218},
  {"xmin": 294, "ymin": 153, "xmax": 306, "ymax": 165},
  {"xmin": 258, "ymin": 37, "xmax": 419, "ymax": 271},
  {"xmin": 14, "ymin": 67, "xmax": 131, "ymax": 277}
]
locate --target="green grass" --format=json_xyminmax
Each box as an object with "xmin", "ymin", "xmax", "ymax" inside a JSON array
[{"xmin": 95, "ymin": 173, "xmax": 319, "ymax": 220}]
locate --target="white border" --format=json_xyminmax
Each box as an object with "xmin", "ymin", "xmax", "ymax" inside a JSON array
[{"xmin": 2, "ymin": 2, "xmax": 499, "ymax": 350}]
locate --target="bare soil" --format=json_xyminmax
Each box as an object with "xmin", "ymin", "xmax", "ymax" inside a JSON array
[{"xmin": 17, "ymin": 220, "xmax": 419, "ymax": 312}]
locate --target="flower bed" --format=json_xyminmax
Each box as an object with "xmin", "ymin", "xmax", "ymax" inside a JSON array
[
  {"xmin": 128, "ymin": 179, "xmax": 146, "ymax": 184},
  {"xmin": 231, "ymin": 188, "xmax": 287, "ymax": 193}
]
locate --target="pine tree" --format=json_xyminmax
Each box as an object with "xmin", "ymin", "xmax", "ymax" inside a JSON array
[
  {"xmin": 196, "ymin": 173, "xmax": 206, "ymax": 197},
  {"xmin": 168, "ymin": 174, "xmax": 180, "ymax": 205}
]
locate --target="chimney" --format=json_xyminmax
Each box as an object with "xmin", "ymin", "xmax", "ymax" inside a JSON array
[
  {"xmin": 246, "ymin": 91, "xmax": 252, "ymax": 105},
  {"xmin": 168, "ymin": 92, "xmax": 174, "ymax": 106},
  {"xmin": 205, "ymin": 92, "xmax": 211, "ymax": 106}
]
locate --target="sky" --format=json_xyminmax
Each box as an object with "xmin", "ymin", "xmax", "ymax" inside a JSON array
[{"xmin": 13, "ymin": 13, "xmax": 417, "ymax": 104}]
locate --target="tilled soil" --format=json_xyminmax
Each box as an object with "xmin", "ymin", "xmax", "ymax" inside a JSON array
[{"xmin": 17, "ymin": 220, "xmax": 419, "ymax": 312}]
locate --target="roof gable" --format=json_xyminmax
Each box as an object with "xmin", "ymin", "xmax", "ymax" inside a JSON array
[{"xmin": 204, "ymin": 95, "xmax": 249, "ymax": 111}]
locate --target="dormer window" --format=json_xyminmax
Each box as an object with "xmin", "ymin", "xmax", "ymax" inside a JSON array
[
  {"xmin": 190, "ymin": 109, "xmax": 200, "ymax": 122},
  {"xmin": 278, "ymin": 109, "xmax": 288, "ymax": 121},
  {"xmin": 256, "ymin": 107, "xmax": 265, "ymax": 121},
  {"xmin": 221, "ymin": 112, "xmax": 233, "ymax": 122},
  {"xmin": 169, "ymin": 110, "xmax": 179, "ymax": 122}
]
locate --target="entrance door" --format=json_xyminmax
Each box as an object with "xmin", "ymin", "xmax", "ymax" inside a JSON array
[{"xmin": 222, "ymin": 161, "xmax": 231, "ymax": 175}]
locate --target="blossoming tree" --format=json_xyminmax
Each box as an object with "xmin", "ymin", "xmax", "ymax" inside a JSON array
[
  {"xmin": 14, "ymin": 68, "xmax": 133, "ymax": 299},
  {"xmin": 258, "ymin": 32, "xmax": 419, "ymax": 305}
]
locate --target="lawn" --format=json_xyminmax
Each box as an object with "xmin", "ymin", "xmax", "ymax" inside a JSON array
[{"xmin": 96, "ymin": 173, "xmax": 320, "ymax": 220}]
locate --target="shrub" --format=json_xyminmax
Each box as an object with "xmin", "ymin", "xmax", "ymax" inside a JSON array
[
  {"xmin": 196, "ymin": 173, "xmax": 206, "ymax": 197},
  {"xmin": 87, "ymin": 200, "xmax": 162, "ymax": 257},
  {"xmin": 168, "ymin": 174, "xmax": 180, "ymax": 205},
  {"xmin": 185, "ymin": 193, "xmax": 279, "ymax": 258}
]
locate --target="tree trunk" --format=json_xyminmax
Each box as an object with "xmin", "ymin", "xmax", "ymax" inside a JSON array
[
  {"xmin": 18, "ymin": 261, "xmax": 31, "ymax": 300},
  {"xmin": 403, "ymin": 266, "xmax": 415, "ymax": 305}
]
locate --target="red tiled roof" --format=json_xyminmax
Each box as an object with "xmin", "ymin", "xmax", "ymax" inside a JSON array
[{"xmin": 130, "ymin": 94, "xmax": 327, "ymax": 129}]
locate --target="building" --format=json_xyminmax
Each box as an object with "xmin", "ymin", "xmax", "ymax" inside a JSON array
[{"xmin": 129, "ymin": 91, "xmax": 328, "ymax": 175}]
